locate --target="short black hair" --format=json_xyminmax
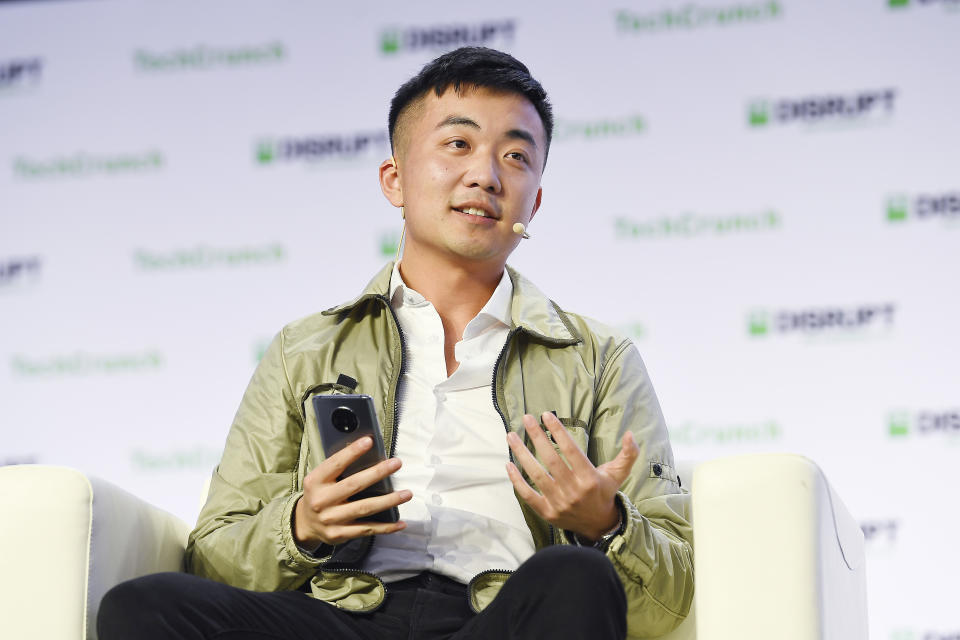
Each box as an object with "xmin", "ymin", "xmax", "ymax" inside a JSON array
[{"xmin": 388, "ymin": 47, "xmax": 554, "ymax": 166}]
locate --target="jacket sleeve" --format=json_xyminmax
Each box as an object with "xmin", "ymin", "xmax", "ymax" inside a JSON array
[
  {"xmin": 563, "ymin": 339, "xmax": 694, "ymax": 638},
  {"xmin": 184, "ymin": 330, "xmax": 328, "ymax": 590}
]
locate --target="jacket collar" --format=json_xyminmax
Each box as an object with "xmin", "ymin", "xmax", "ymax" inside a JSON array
[{"xmin": 323, "ymin": 262, "xmax": 581, "ymax": 346}]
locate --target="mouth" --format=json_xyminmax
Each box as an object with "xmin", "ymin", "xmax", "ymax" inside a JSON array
[{"xmin": 452, "ymin": 204, "xmax": 500, "ymax": 221}]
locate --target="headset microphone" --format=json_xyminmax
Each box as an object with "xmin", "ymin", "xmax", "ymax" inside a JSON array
[{"xmin": 513, "ymin": 223, "xmax": 531, "ymax": 239}]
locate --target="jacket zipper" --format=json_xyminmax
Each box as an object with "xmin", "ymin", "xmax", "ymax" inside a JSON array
[
  {"xmin": 490, "ymin": 327, "xmax": 555, "ymax": 549},
  {"xmin": 466, "ymin": 568, "xmax": 515, "ymax": 613},
  {"xmin": 315, "ymin": 295, "xmax": 406, "ymax": 608},
  {"xmin": 378, "ymin": 294, "xmax": 407, "ymax": 458}
]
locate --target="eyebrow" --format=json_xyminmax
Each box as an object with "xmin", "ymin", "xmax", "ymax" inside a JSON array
[{"xmin": 436, "ymin": 115, "xmax": 538, "ymax": 148}]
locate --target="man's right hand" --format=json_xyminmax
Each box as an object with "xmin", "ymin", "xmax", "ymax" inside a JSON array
[{"xmin": 293, "ymin": 436, "xmax": 411, "ymax": 550}]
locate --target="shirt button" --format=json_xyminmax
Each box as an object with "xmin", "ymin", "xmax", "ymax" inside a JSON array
[
  {"xmin": 434, "ymin": 389, "xmax": 446, "ymax": 402},
  {"xmin": 432, "ymin": 494, "xmax": 443, "ymax": 506},
  {"xmin": 430, "ymin": 455, "xmax": 441, "ymax": 465}
]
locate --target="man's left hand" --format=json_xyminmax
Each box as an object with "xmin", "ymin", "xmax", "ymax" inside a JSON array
[{"xmin": 505, "ymin": 412, "xmax": 640, "ymax": 542}]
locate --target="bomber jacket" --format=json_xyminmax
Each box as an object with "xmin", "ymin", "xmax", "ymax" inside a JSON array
[{"xmin": 185, "ymin": 262, "xmax": 694, "ymax": 638}]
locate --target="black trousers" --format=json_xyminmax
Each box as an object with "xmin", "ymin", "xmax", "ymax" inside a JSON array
[{"xmin": 97, "ymin": 545, "xmax": 626, "ymax": 640}]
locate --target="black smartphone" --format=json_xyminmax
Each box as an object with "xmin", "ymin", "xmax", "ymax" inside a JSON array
[{"xmin": 312, "ymin": 394, "xmax": 399, "ymax": 523}]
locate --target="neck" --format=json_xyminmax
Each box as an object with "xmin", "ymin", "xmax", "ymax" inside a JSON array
[{"xmin": 397, "ymin": 253, "xmax": 503, "ymax": 325}]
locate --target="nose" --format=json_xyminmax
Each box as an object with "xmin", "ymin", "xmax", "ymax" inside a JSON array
[{"xmin": 463, "ymin": 152, "xmax": 501, "ymax": 194}]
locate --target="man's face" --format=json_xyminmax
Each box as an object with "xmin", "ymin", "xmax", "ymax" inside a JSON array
[{"xmin": 387, "ymin": 86, "xmax": 545, "ymax": 268}]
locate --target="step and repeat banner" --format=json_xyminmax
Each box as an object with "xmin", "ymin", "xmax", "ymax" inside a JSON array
[{"xmin": 2, "ymin": 0, "xmax": 957, "ymax": 636}]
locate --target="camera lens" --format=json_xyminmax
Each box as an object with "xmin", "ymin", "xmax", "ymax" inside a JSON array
[{"xmin": 331, "ymin": 407, "xmax": 358, "ymax": 433}]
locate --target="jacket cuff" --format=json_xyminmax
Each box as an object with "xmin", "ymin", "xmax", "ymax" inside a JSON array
[{"xmin": 281, "ymin": 491, "xmax": 331, "ymax": 569}]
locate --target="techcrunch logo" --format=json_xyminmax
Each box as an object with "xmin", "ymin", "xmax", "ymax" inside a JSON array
[
  {"xmin": 256, "ymin": 131, "xmax": 388, "ymax": 165},
  {"xmin": 889, "ymin": 0, "xmax": 960, "ymax": 11},
  {"xmin": 554, "ymin": 115, "xmax": 646, "ymax": 142},
  {"xmin": 134, "ymin": 244, "xmax": 285, "ymax": 271},
  {"xmin": 617, "ymin": 322, "xmax": 647, "ymax": 341},
  {"xmin": 132, "ymin": 446, "xmax": 221, "ymax": 471},
  {"xmin": 0, "ymin": 57, "xmax": 42, "ymax": 94},
  {"xmin": 887, "ymin": 409, "xmax": 960, "ymax": 438},
  {"xmin": 13, "ymin": 150, "xmax": 164, "ymax": 180},
  {"xmin": 748, "ymin": 303, "xmax": 896, "ymax": 337},
  {"xmin": 381, "ymin": 20, "xmax": 515, "ymax": 55},
  {"xmin": 616, "ymin": 2, "xmax": 782, "ymax": 33},
  {"xmin": 886, "ymin": 191, "xmax": 960, "ymax": 224},
  {"xmin": 0, "ymin": 256, "xmax": 42, "ymax": 290},
  {"xmin": 134, "ymin": 42, "xmax": 284, "ymax": 72},
  {"xmin": 615, "ymin": 210, "xmax": 780, "ymax": 239},
  {"xmin": 669, "ymin": 420, "xmax": 782, "ymax": 446},
  {"xmin": 11, "ymin": 351, "xmax": 164, "ymax": 377},
  {"xmin": 748, "ymin": 88, "xmax": 896, "ymax": 128}
]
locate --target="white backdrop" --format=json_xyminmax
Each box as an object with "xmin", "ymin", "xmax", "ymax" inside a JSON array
[{"xmin": 2, "ymin": 1, "xmax": 958, "ymax": 637}]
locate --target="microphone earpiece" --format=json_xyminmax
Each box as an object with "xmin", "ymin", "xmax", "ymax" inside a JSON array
[{"xmin": 513, "ymin": 222, "xmax": 531, "ymax": 239}]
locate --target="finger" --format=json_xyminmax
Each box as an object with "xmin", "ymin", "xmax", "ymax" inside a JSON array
[
  {"xmin": 520, "ymin": 414, "xmax": 574, "ymax": 485},
  {"xmin": 506, "ymin": 429, "xmax": 556, "ymax": 493},
  {"xmin": 540, "ymin": 412, "xmax": 594, "ymax": 475},
  {"xmin": 505, "ymin": 462, "xmax": 550, "ymax": 515},
  {"xmin": 598, "ymin": 431, "xmax": 641, "ymax": 486},
  {"xmin": 313, "ymin": 436, "xmax": 375, "ymax": 482},
  {"xmin": 329, "ymin": 456, "xmax": 403, "ymax": 503},
  {"xmin": 324, "ymin": 520, "xmax": 408, "ymax": 545},
  {"xmin": 321, "ymin": 489, "xmax": 413, "ymax": 524}
]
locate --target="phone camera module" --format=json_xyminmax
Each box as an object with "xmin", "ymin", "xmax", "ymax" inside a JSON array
[{"xmin": 331, "ymin": 406, "xmax": 359, "ymax": 433}]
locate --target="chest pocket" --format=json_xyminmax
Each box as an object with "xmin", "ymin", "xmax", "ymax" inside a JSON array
[
  {"xmin": 297, "ymin": 377, "xmax": 362, "ymax": 489},
  {"xmin": 536, "ymin": 415, "xmax": 589, "ymax": 467}
]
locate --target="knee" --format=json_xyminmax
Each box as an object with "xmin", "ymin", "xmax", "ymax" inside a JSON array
[
  {"xmin": 97, "ymin": 573, "xmax": 194, "ymax": 638},
  {"xmin": 522, "ymin": 545, "xmax": 623, "ymax": 603}
]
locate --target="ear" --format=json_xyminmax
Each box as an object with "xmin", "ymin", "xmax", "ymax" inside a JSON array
[
  {"xmin": 527, "ymin": 186, "xmax": 542, "ymax": 224},
  {"xmin": 379, "ymin": 155, "xmax": 403, "ymax": 207}
]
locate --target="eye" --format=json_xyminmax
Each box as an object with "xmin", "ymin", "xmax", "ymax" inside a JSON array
[
  {"xmin": 506, "ymin": 151, "xmax": 529, "ymax": 164},
  {"xmin": 446, "ymin": 139, "xmax": 469, "ymax": 150}
]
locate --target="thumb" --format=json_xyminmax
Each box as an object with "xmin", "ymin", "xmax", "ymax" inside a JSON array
[{"xmin": 600, "ymin": 431, "xmax": 640, "ymax": 484}]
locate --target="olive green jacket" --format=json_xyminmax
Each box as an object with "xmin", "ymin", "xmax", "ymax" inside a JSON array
[{"xmin": 186, "ymin": 263, "xmax": 694, "ymax": 638}]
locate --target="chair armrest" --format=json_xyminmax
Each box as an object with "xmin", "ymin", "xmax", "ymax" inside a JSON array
[
  {"xmin": 0, "ymin": 465, "xmax": 191, "ymax": 640},
  {"xmin": 691, "ymin": 454, "xmax": 868, "ymax": 640}
]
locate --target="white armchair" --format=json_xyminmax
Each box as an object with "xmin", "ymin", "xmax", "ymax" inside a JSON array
[{"xmin": 0, "ymin": 454, "xmax": 867, "ymax": 640}]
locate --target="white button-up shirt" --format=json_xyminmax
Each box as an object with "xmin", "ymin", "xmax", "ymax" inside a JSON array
[{"xmin": 362, "ymin": 264, "xmax": 536, "ymax": 584}]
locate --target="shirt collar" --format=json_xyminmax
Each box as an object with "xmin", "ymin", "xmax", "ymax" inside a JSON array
[{"xmin": 389, "ymin": 262, "xmax": 513, "ymax": 329}]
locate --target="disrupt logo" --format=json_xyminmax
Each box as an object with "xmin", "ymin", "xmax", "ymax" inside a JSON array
[
  {"xmin": 616, "ymin": 2, "xmax": 782, "ymax": 33},
  {"xmin": 13, "ymin": 150, "xmax": 164, "ymax": 180},
  {"xmin": 748, "ymin": 88, "xmax": 896, "ymax": 128},
  {"xmin": 380, "ymin": 230, "xmax": 402, "ymax": 259},
  {"xmin": 381, "ymin": 20, "xmax": 515, "ymax": 55},
  {"xmin": 615, "ymin": 210, "xmax": 780, "ymax": 239},
  {"xmin": 0, "ymin": 57, "xmax": 43, "ymax": 93},
  {"xmin": 554, "ymin": 115, "xmax": 646, "ymax": 142},
  {"xmin": 0, "ymin": 256, "xmax": 41, "ymax": 288},
  {"xmin": 131, "ymin": 446, "xmax": 221, "ymax": 471},
  {"xmin": 669, "ymin": 420, "xmax": 782, "ymax": 446},
  {"xmin": 887, "ymin": 409, "xmax": 960, "ymax": 438},
  {"xmin": 860, "ymin": 519, "xmax": 899, "ymax": 544},
  {"xmin": 134, "ymin": 42, "xmax": 284, "ymax": 72},
  {"xmin": 134, "ymin": 244, "xmax": 285, "ymax": 270},
  {"xmin": 11, "ymin": 351, "xmax": 164, "ymax": 377},
  {"xmin": 890, "ymin": 631, "xmax": 960, "ymax": 640},
  {"xmin": 256, "ymin": 131, "xmax": 388, "ymax": 165},
  {"xmin": 886, "ymin": 191, "xmax": 960, "ymax": 223},
  {"xmin": 748, "ymin": 303, "xmax": 895, "ymax": 337}
]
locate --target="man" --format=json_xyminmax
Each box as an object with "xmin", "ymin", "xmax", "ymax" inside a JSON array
[{"xmin": 99, "ymin": 47, "xmax": 693, "ymax": 639}]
